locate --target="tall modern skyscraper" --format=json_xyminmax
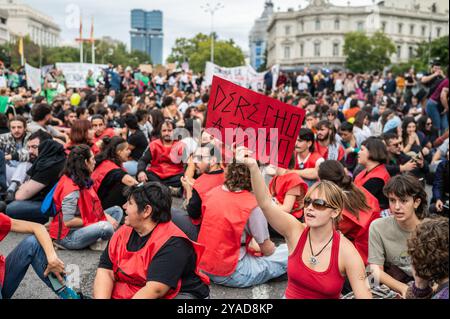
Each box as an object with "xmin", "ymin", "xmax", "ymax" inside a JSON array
[
  {"xmin": 249, "ymin": 1, "xmax": 274, "ymax": 70},
  {"xmin": 130, "ymin": 9, "xmax": 163, "ymax": 65}
]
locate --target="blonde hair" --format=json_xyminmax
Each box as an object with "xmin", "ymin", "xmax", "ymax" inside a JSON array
[{"xmin": 306, "ymin": 181, "xmax": 345, "ymax": 223}]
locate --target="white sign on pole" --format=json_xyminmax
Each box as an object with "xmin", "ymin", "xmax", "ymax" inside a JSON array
[
  {"xmin": 205, "ymin": 62, "xmax": 267, "ymax": 91},
  {"xmin": 55, "ymin": 63, "xmax": 108, "ymax": 88},
  {"xmin": 25, "ymin": 63, "xmax": 42, "ymax": 91}
]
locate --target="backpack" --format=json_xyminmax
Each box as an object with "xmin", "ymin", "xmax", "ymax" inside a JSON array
[{"xmin": 40, "ymin": 183, "xmax": 58, "ymax": 217}]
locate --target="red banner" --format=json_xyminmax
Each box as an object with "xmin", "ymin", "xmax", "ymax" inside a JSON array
[{"xmin": 206, "ymin": 76, "xmax": 305, "ymax": 168}]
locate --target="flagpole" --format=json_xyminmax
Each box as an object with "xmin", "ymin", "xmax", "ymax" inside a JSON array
[
  {"xmin": 91, "ymin": 17, "xmax": 95, "ymax": 64},
  {"xmin": 80, "ymin": 15, "xmax": 83, "ymax": 64}
]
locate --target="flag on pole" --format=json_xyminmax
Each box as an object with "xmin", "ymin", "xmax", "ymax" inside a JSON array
[
  {"xmin": 18, "ymin": 37, "xmax": 24, "ymax": 66},
  {"xmin": 79, "ymin": 15, "xmax": 83, "ymax": 39},
  {"xmin": 90, "ymin": 17, "xmax": 94, "ymax": 43}
]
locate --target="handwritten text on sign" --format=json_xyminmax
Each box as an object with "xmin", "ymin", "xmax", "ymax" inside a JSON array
[{"xmin": 206, "ymin": 76, "xmax": 305, "ymax": 168}]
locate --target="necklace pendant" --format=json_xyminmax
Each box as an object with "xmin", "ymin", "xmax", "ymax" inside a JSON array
[{"xmin": 309, "ymin": 256, "xmax": 319, "ymax": 266}]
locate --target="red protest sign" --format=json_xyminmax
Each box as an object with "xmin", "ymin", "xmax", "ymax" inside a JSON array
[{"xmin": 206, "ymin": 76, "xmax": 305, "ymax": 168}]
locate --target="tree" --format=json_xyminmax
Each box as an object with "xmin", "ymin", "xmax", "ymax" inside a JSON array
[
  {"xmin": 344, "ymin": 31, "xmax": 396, "ymax": 73},
  {"xmin": 167, "ymin": 33, "xmax": 245, "ymax": 73}
]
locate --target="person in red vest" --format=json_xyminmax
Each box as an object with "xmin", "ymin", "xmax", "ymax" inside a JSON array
[
  {"xmin": 355, "ymin": 137, "xmax": 391, "ymax": 211},
  {"xmin": 0, "ymin": 213, "xmax": 65, "ymax": 299},
  {"xmin": 269, "ymin": 154, "xmax": 308, "ymax": 220},
  {"xmin": 137, "ymin": 121, "xmax": 185, "ymax": 196},
  {"xmin": 292, "ymin": 128, "xmax": 324, "ymax": 187},
  {"xmin": 236, "ymin": 147, "xmax": 372, "ymax": 299},
  {"xmin": 91, "ymin": 115, "xmax": 118, "ymax": 149},
  {"xmin": 197, "ymin": 161, "xmax": 288, "ymax": 288},
  {"xmin": 314, "ymin": 120, "xmax": 345, "ymax": 162},
  {"xmin": 181, "ymin": 143, "xmax": 225, "ymax": 229},
  {"xmin": 92, "ymin": 136, "xmax": 138, "ymax": 212},
  {"xmin": 65, "ymin": 119, "xmax": 100, "ymax": 155},
  {"xmin": 49, "ymin": 145, "xmax": 123, "ymax": 251},
  {"xmin": 93, "ymin": 182, "xmax": 210, "ymax": 299},
  {"xmin": 318, "ymin": 160, "xmax": 380, "ymax": 265}
]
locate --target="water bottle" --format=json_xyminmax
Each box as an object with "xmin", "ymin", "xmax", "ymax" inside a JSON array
[{"xmin": 48, "ymin": 273, "xmax": 81, "ymax": 299}]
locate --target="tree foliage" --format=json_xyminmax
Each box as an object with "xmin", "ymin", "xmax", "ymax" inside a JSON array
[
  {"xmin": 344, "ymin": 31, "xmax": 396, "ymax": 73},
  {"xmin": 167, "ymin": 33, "xmax": 245, "ymax": 73},
  {"xmin": 0, "ymin": 37, "xmax": 151, "ymax": 69}
]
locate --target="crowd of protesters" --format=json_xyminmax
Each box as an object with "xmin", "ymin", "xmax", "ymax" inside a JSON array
[{"xmin": 0, "ymin": 57, "xmax": 448, "ymax": 300}]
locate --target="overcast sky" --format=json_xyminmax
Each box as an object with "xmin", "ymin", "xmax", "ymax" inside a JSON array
[{"xmin": 22, "ymin": 0, "xmax": 372, "ymax": 61}]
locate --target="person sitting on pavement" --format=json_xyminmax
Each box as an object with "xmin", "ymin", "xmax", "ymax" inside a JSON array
[
  {"xmin": 368, "ymin": 174, "xmax": 428, "ymax": 298},
  {"xmin": 197, "ymin": 160, "xmax": 289, "ymax": 288},
  {"xmin": 65, "ymin": 120, "xmax": 100, "ymax": 155},
  {"xmin": 314, "ymin": 120, "xmax": 345, "ymax": 162},
  {"xmin": 92, "ymin": 136, "xmax": 138, "ymax": 212},
  {"xmin": 93, "ymin": 182, "xmax": 210, "ymax": 299},
  {"xmin": 137, "ymin": 120, "xmax": 185, "ymax": 196},
  {"xmin": 318, "ymin": 160, "xmax": 380, "ymax": 265},
  {"xmin": 405, "ymin": 217, "xmax": 448, "ymax": 299},
  {"xmin": 5, "ymin": 132, "xmax": 66, "ymax": 224},
  {"xmin": 49, "ymin": 145, "xmax": 123, "ymax": 251},
  {"xmin": 236, "ymin": 147, "xmax": 371, "ymax": 299},
  {"xmin": 0, "ymin": 212, "xmax": 65, "ymax": 299}
]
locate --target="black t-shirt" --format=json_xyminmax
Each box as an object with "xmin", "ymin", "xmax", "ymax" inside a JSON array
[
  {"xmin": 99, "ymin": 229, "xmax": 209, "ymax": 299},
  {"xmin": 30, "ymin": 160, "xmax": 66, "ymax": 201},
  {"xmin": 363, "ymin": 178, "xmax": 388, "ymax": 210},
  {"xmin": 128, "ymin": 130, "xmax": 148, "ymax": 161},
  {"xmin": 97, "ymin": 168, "xmax": 127, "ymax": 210}
]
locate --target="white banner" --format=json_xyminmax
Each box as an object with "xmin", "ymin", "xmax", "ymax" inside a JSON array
[
  {"xmin": 0, "ymin": 76, "xmax": 6, "ymax": 88},
  {"xmin": 25, "ymin": 63, "xmax": 42, "ymax": 91},
  {"xmin": 271, "ymin": 64, "xmax": 280, "ymax": 91},
  {"xmin": 205, "ymin": 62, "xmax": 267, "ymax": 91},
  {"xmin": 55, "ymin": 63, "xmax": 108, "ymax": 88}
]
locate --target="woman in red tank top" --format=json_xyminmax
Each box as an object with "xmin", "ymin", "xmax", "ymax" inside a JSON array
[{"xmin": 237, "ymin": 147, "xmax": 372, "ymax": 299}]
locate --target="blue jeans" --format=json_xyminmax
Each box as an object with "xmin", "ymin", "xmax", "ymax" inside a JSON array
[
  {"xmin": 1, "ymin": 235, "xmax": 54, "ymax": 299},
  {"xmin": 0, "ymin": 150, "xmax": 7, "ymax": 191},
  {"xmin": 123, "ymin": 160, "xmax": 138, "ymax": 177},
  {"xmin": 207, "ymin": 244, "xmax": 288, "ymax": 288},
  {"xmin": 6, "ymin": 200, "xmax": 49, "ymax": 224},
  {"xmin": 56, "ymin": 206, "xmax": 123, "ymax": 250},
  {"xmin": 426, "ymin": 99, "xmax": 449, "ymax": 135}
]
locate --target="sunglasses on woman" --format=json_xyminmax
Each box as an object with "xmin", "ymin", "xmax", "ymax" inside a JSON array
[{"xmin": 304, "ymin": 197, "xmax": 336, "ymax": 210}]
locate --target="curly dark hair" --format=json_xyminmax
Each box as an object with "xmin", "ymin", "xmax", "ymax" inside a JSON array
[
  {"xmin": 407, "ymin": 217, "xmax": 449, "ymax": 285},
  {"xmin": 63, "ymin": 144, "xmax": 93, "ymax": 189},
  {"xmin": 224, "ymin": 161, "xmax": 252, "ymax": 192},
  {"xmin": 95, "ymin": 136, "xmax": 128, "ymax": 168}
]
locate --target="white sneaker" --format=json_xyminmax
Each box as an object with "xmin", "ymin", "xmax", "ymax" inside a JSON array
[{"xmin": 89, "ymin": 239, "xmax": 108, "ymax": 251}]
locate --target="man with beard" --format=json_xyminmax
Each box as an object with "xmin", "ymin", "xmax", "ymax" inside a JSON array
[
  {"xmin": 181, "ymin": 143, "xmax": 224, "ymax": 228},
  {"xmin": 137, "ymin": 121, "xmax": 185, "ymax": 196},
  {"xmin": 0, "ymin": 116, "xmax": 31, "ymax": 202},
  {"xmin": 91, "ymin": 115, "xmax": 117, "ymax": 148},
  {"xmin": 27, "ymin": 103, "xmax": 67, "ymax": 144},
  {"xmin": 314, "ymin": 120, "xmax": 345, "ymax": 162},
  {"xmin": 4, "ymin": 131, "xmax": 66, "ymax": 224}
]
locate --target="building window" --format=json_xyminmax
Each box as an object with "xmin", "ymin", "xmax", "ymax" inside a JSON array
[
  {"xmin": 357, "ymin": 22, "xmax": 364, "ymax": 32},
  {"xmin": 397, "ymin": 45, "xmax": 402, "ymax": 59},
  {"xmin": 315, "ymin": 19, "xmax": 321, "ymax": 31},
  {"xmin": 300, "ymin": 43, "xmax": 304, "ymax": 57},
  {"xmin": 410, "ymin": 25, "xmax": 414, "ymax": 35},
  {"xmin": 335, "ymin": 19, "xmax": 340, "ymax": 30},
  {"xmin": 421, "ymin": 26, "xmax": 426, "ymax": 36},
  {"xmin": 285, "ymin": 26, "xmax": 291, "ymax": 35},
  {"xmin": 398, "ymin": 23, "xmax": 403, "ymax": 34},
  {"xmin": 408, "ymin": 46, "xmax": 414, "ymax": 59},
  {"xmin": 284, "ymin": 46, "xmax": 291, "ymax": 59},
  {"xmin": 314, "ymin": 42, "xmax": 321, "ymax": 57},
  {"xmin": 436, "ymin": 27, "xmax": 441, "ymax": 37},
  {"xmin": 333, "ymin": 43, "xmax": 339, "ymax": 56},
  {"xmin": 381, "ymin": 22, "xmax": 387, "ymax": 32}
]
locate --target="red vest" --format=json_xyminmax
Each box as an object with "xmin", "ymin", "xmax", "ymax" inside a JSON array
[
  {"xmin": 49, "ymin": 175, "xmax": 107, "ymax": 240},
  {"xmin": 198, "ymin": 186, "xmax": 258, "ymax": 277},
  {"xmin": 148, "ymin": 139, "xmax": 184, "ymax": 179},
  {"xmin": 338, "ymin": 188, "xmax": 381, "ymax": 264},
  {"xmin": 314, "ymin": 141, "xmax": 345, "ymax": 161},
  {"xmin": 93, "ymin": 128, "xmax": 116, "ymax": 145},
  {"xmin": 295, "ymin": 152, "xmax": 323, "ymax": 170},
  {"xmin": 0, "ymin": 213, "xmax": 11, "ymax": 287},
  {"xmin": 92, "ymin": 160, "xmax": 121, "ymax": 192},
  {"xmin": 108, "ymin": 221, "xmax": 210, "ymax": 299},
  {"xmin": 354, "ymin": 164, "xmax": 390, "ymax": 189},
  {"xmin": 191, "ymin": 171, "xmax": 225, "ymax": 225},
  {"xmin": 269, "ymin": 173, "xmax": 308, "ymax": 219}
]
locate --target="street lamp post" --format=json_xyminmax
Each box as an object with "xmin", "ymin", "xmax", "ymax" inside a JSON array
[{"xmin": 201, "ymin": 1, "xmax": 224, "ymax": 64}]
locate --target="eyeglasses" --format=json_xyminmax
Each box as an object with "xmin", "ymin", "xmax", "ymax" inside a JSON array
[
  {"xmin": 304, "ymin": 197, "xmax": 336, "ymax": 211},
  {"xmin": 426, "ymin": 122, "xmax": 433, "ymax": 126}
]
